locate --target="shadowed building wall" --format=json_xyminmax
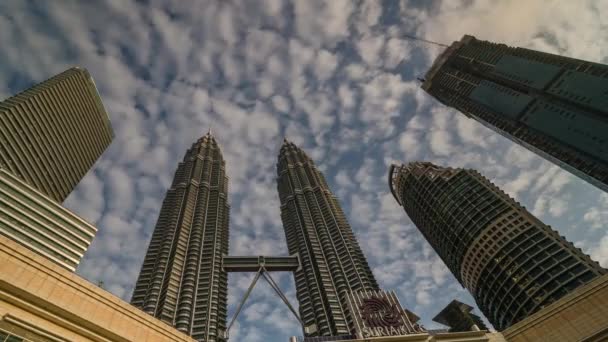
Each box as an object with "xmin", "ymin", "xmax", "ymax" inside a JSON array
[
  {"xmin": 422, "ymin": 35, "xmax": 608, "ymax": 192},
  {"xmin": 0, "ymin": 67, "xmax": 113, "ymax": 202},
  {"xmin": 131, "ymin": 133, "xmax": 229, "ymax": 342},
  {"xmin": 389, "ymin": 162, "xmax": 606, "ymax": 331},
  {"xmin": 277, "ymin": 139, "xmax": 379, "ymax": 337}
]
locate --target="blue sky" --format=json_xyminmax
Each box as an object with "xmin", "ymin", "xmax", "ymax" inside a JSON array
[{"xmin": 1, "ymin": 1, "xmax": 607, "ymax": 341}]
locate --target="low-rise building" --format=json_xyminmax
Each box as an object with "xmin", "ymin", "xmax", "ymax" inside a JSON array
[{"xmin": 0, "ymin": 235, "xmax": 195, "ymax": 342}]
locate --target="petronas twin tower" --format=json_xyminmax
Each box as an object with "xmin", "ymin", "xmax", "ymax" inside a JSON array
[
  {"xmin": 278, "ymin": 140, "xmax": 380, "ymax": 336},
  {"xmin": 131, "ymin": 134, "xmax": 229, "ymax": 341},
  {"xmin": 131, "ymin": 134, "xmax": 411, "ymax": 341}
]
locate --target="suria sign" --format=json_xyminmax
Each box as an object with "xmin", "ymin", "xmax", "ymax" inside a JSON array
[
  {"xmin": 345, "ymin": 290, "xmax": 424, "ymax": 339},
  {"xmin": 359, "ymin": 297, "xmax": 409, "ymax": 337},
  {"xmin": 361, "ymin": 325, "xmax": 413, "ymax": 338}
]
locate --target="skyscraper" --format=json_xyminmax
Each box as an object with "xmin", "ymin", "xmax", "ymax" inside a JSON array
[
  {"xmin": 421, "ymin": 35, "xmax": 608, "ymax": 192},
  {"xmin": 277, "ymin": 139, "xmax": 380, "ymax": 337},
  {"xmin": 389, "ymin": 162, "xmax": 606, "ymax": 330},
  {"xmin": 0, "ymin": 67, "xmax": 114, "ymax": 202},
  {"xmin": 131, "ymin": 133, "xmax": 229, "ymax": 342}
]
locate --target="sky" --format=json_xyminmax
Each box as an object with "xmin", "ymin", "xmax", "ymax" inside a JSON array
[{"xmin": 1, "ymin": 0, "xmax": 607, "ymax": 341}]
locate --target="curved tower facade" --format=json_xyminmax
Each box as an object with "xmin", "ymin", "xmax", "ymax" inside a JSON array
[
  {"xmin": 131, "ymin": 133, "xmax": 229, "ymax": 342},
  {"xmin": 277, "ymin": 139, "xmax": 379, "ymax": 337},
  {"xmin": 389, "ymin": 162, "xmax": 606, "ymax": 330}
]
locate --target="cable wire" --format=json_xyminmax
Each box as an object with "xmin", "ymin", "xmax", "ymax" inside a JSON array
[{"xmin": 402, "ymin": 34, "xmax": 449, "ymax": 48}]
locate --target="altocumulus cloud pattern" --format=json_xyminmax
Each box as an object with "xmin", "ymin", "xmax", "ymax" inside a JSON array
[{"xmin": 1, "ymin": 1, "xmax": 607, "ymax": 341}]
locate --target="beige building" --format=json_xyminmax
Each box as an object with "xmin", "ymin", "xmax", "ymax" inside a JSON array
[
  {"xmin": 0, "ymin": 235, "xmax": 195, "ymax": 341},
  {"xmin": 0, "ymin": 67, "xmax": 113, "ymax": 203},
  {"xmin": 0, "ymin": 169, "xmax": 96, "ymax": 271},
  {"xmin": 288, "ymin": 331, "xmax": 506, "ymax": 342},
  {"xmin": 503, "ymin": 273, "xmax": 608, "ymax": 342}
]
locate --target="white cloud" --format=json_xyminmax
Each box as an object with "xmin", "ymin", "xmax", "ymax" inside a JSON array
[
  {"xmin": 334, "ymin": 169, "xmax": 353, "ymax": 188},
  {"xmin": 271, "ymin": 95, "xmax": 290, "ymax": 113},
  {"xmin": 428, "ymin": 107, "xmax": 455, "ymax": 156},
  {"xmin": 420, "ymin": 0, "xmax": 608, "ymax": 63},
  {"xmin": 583, "ymin": 193, "xmax": 608, "ymax": 230},
  {"xmin": 357, "ymin": 34, "xmax": 386, "ymax": 68},
  {"xmin": 314, "ymin": 49, "xmax": 338, "ymax": 82},
  {"xmin": 293, "ymin": 0, "xmax": 353, "ymax": 47},
  {"xmin": 590, "ymin": 233, "xmax": 608, "ymax": 267},
  {"xmin": 384, "ymin": 38, "xmax": 411, "ymax": 69},
  {"xmin": 415, "ymin": 280, "xmax": 435, "ymax": 307}
]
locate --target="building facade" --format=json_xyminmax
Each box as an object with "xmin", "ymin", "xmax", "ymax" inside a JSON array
[
  {"xmin": 131, "ymin": 133, "xmax": 229, "ymax": 342},
  {"xmin": 0, "ymin": 67, "xmax": 114, "ymax": 202},
  {"xmin": 389, "ymin": 162, "xmax": 606, "ymax": 330},
  {"xmin": 0, "ymin": 235, "xmax": 195, "ymax": 342},
  {"xmin": 277, "ymin": 139, "xmax": 380, "ymax": 337},
  {"xmin": 0, "ymin": 168, "xmax": 96, "ymax": 271},
  {"xmin": 502, "ymin": 273, "xmax": 608, "ymax": 342},
  {"xmin": 421, "ymin": 35, "xmax": 608, "ymax": 192}
]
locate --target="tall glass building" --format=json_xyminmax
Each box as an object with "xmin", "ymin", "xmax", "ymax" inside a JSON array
[
  {"xmin": 389, "ymin": 162, "xmax": 606, "ymax": 330},
  {"xmin": 277, "ymin": 139, "xmax": 379, "ymax": 337},
  {"xmin": 0, "ymin": 67, "xmax": 114, "ymax": 202},
  {"xmin": 131, "ymin": 133, "xmax": 229, "ymax": 342},
  {"xmin": 422, "ymin": 35, "xmax": 608, "ymax": 192}
]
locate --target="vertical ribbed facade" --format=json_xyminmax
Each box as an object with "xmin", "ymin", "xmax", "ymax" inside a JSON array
[
  {"xmin": 0, "ymin": 67, "xmax": 114, "ymax": 202},
  {"xmin": 277, "ymin": 139, "xmax": 378, "ymax": 337},
  {"xmin": 422, "ymin": 35, "xmax": 608, "ymax": 192},
  {"xmin": 131, "ymin": 133, "xmax": 229, "ymax": 342},
  {"xmin": 389, "ymin": 162, "xmax": 606, "ymax": 330}
]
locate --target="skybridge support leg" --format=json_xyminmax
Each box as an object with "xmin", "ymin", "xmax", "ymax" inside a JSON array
[{"xmin": 224, "ymin": 267, "xmax": 305, "ymax": 340}]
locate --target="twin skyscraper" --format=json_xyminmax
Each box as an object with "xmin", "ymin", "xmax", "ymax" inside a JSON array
[{"xmin": 130, "ymin": 134, "xmax": 423, "ymax": 341}]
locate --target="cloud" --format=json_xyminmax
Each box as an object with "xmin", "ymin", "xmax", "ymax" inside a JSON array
[
  {"xmin": 583, "ymin": 193, "xmax": 608, "ymax": 230},
  {"xmin": 294, "ymin": 0, "xmax": 353, "ymax": 47},
  {"xmin": 589, "ymin": 233, "xmax": 608, "ymax": 267},
  {"xmin": 420, "ymin": 0, "xmax": 608, "ymax": 63}
]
